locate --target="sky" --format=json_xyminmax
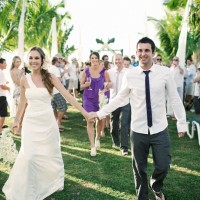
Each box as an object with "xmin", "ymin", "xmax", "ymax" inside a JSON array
[
  {"xmin": 63, "ymin": 0, "xmax": 166, "ymax": 62},
  {"xmin": 3, "ymin": 0, "xmax": 167, "ymax": 66}
]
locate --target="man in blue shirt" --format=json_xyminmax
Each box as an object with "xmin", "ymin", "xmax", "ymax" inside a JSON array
[{"xmin": 131, "ymin": 55, "xmax": 139, "ymax": 67}]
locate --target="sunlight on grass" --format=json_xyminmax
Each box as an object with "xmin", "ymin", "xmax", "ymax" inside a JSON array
[
  {"xmin": 99, "ymin": 148, "xmax": 131, "ymax": 158},
  {"xmin": 148, "ymin": 157, "xmax": 200, "ymax": 176},
  {"xmin": 61, "ymin": 144, "xmax": 89, "ymax": 152},
  {"xmin": 171, "ymin": 164, "xmax": 200, "ymax": 176},
  {"xmin": 1, "ymin": 108, "xmax": 200, "ymax": 199},
  {"xmin": 65, "ymin": 174, "xmax": 136, "ymax": 199},
  {"xmin": 61, "ymin": 151, "xmax": 96, "ymax": 163}
]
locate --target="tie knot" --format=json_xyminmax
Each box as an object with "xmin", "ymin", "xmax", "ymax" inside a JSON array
[{"xmin": 143, "ymin": 70, "xmax": 150, "ymax": 75}]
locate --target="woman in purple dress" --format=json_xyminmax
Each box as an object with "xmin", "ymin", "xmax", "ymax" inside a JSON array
[{"xmin": 81, "ymin": 52, "xmax": 111, "ymax": 156}]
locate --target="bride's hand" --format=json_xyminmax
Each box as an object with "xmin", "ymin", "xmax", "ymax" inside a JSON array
[{"xmin": 11, "ymin": 118, "xmax": 20, "ymax": 134}]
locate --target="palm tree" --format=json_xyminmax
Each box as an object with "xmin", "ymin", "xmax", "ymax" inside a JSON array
[
  {"xmin": 0, "ymin": 1, "xmax": 19, "ymax": 54},
  {"xmin": 24, "ymin": 0, "xmax": 73, "ymax": 53},
  {"xmin": 149, "ymin": 0, "xmax": 200, "ymax": 63},
  {"xmin": 164, "ymin": 0, "xmax": 188, "ymax": 9},
  {"xmin": 189, "ymin": 0, "xmax": 200, "ymax": 62},
  {"xmin": 148, "ymin": 12, "xmax": 182, "ymax": 63},
  {"xmin": 0, "ymin": 0, "xmax": 75, "ymax": 56}
]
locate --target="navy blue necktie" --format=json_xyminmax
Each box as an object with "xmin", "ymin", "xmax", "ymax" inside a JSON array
[{"xmin": 143, "ymin": 71, "xmax": 152, "ymax": 127}]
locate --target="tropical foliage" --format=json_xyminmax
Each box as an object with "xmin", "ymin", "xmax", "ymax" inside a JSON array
[
  {"xmin": 148, "ymin": 13, "xmax": 182, "ymax": 62},
  {"xmin": 149, "ymin": 0, "xmax": 200, "ymax": 64},
  {"xmin": 0, "ymin": 1, "xmax": 19, "ymax": 53},
  {"xmin": 0, "ymin": 0, "xmax": 75, "ymax": 56}
]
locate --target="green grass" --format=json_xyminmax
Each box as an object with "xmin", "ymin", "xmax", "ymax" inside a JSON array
[{"xmin": 0, "ymin": 106, "xmax": 200, "ymax": 200}]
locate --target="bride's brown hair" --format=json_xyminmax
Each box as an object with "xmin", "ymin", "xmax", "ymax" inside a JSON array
[{"xmin": 29, "ymin": 46, "xmax": 54, "ymax": 95}]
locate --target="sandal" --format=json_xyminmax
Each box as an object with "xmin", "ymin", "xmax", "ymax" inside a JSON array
[{"xmin": 59, "ymin": 127, "xmax": 65, "ymax": 132}]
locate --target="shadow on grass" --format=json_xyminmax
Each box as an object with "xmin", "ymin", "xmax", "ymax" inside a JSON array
[
  {"xmin": 1, "ymin": 109, "xmax": 200, "ymax": 199},
  {"xmin": 45, "ymin": 178, "xmax": 137, "ymax": 200},
  {"xmin": 61, "ymin": 145, "xmax": 134, "ymax": 195}
]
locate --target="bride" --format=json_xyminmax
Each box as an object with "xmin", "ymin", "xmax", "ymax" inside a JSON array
[{"xmin": 2, "ymin": 46, "xmax": 89, "ymax": 200}]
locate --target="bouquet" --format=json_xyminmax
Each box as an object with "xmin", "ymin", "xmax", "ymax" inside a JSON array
[
  {"xmin": 99, "ymin": 90, "xmax": 108, "ymax": 109},
  {"xmin": 0, "ymin": 128, "xmax": 18, "ymax": 165}
]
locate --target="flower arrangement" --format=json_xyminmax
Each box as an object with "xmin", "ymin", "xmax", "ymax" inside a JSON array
[
  {"xmin": 0, "ymin": 128, "xmax": 18, "ymax": 165},
  {"xmin": 99, "ymin": 90, "xmax": 108, "ymax": 109}
]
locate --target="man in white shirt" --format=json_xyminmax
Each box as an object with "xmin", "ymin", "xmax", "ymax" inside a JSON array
[
  {"xmin": 0, "ymin": 58, "xmax": 10, "ymax": 134},
  {"xmin": 108, "ymin": 54, "xmax": 131, "ymax": 156},
  {"xmin": 89, "ymin": 37, "xmax": 187, "ymax": 200},
  {"xmin": 48, "ymin": 57, "xmax": 67, "ymax": 132},
  {"xmin": 185, "ymin": 58, "xmax": 196, "ymax": 110},
  {"xmin": 123, "ymin": 56, "xmax": 133, "ymax": 69}
]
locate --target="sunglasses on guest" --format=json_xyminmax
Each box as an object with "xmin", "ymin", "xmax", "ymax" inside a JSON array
[{"xmin": 157, "ymin": 58, "xmax": 162, "ymax": 61}]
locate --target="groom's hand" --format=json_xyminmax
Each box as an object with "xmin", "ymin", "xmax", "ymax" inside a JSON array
[{"xmin": 88, "ymin": 112, "xmax": 98, "ymax": 122}]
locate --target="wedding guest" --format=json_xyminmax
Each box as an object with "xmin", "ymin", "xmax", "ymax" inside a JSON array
[
  {"xmin": 102, "ymin": 54, "xmax": 109, "ymax": 62},
  {"xmin": 48, "ymin": 57, "xmax": 68, "ymax": 132},
  {"xmin": 80, "ymin": 52, "xmax": 111, "ymax": 156},
  {"xmin": 123, "ymin": 56, "xmax": 132, "ymax": 69},
  {"xmin": 167, "ymin": 56, "xmax": 184, "ymax": 119},
  {"xmin": 192, "ymin": 66, "xmax": 200, "ymax": 115},
  {"xmin": 0, "ymin": 58, "xmax": 10, "ymax": 134},
  {"xmin": 185, "ymin": 58, "xmax": 196, "ymax": 110},
  {"xmin": 10, "ymin": 56, "xmax": 25, "ymax": 135},
  {"xmin": 2, "ymin": 46, "xmax": 89, "ymax": 200},
  {"xmin": 155, "ymin": 54, "xmax": 163, "ymax": 66},
  {"xmin": 68, "ymin": 58, "xmax": 79, "ymax": 99},
  {"xmin": 131, "ymin": 55, "xmax": 139, "ymax": 67},
  {"xmin": 89, "ymin": 37, "xmax": 187, "ymax": 200},
  {"xmin": 106, "ymin": 54, "xmax": 131, "ymax": 156}
]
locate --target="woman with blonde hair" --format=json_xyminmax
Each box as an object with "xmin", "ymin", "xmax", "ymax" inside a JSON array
[
  {"xmin": 10, "ymin": 56, "xmax": 24, "ymax": 112},
  {"xmin": 10, "ymin": 56, "xmax": 25, "ymax": 135}
]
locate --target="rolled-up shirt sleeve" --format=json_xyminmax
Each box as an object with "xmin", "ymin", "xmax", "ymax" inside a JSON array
[
  {"xmin": 166, "ymin": 71, "xmax": 188, "ymax": 132},
  {"xmin": 97, "ymin": 72, "xmax": 130, "ymax": 119}
]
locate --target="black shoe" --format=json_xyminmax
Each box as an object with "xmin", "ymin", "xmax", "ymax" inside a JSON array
[{"xmin": 121, "ymin": 149, "xmax": 128, "ymax": 156}]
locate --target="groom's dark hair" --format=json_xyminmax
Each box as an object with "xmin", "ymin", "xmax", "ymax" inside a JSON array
[
  {"xmin": 137, "ymin": 37, "xmax": 156, "ymax": 52},
  {"xmin": 0, "ymin": 58, "xmax": 6, "ymax": 64}
]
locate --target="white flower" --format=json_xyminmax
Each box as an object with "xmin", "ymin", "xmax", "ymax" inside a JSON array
[
  {"xmin": 0, "ymin": 128, "xmax": 18, "ymax": 165},
  {"xmin": 99, "ymin": 91, "xmax": 108, "ymax": 109}
]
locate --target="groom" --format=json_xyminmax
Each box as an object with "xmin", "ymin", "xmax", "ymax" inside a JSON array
[{"xmin": 88, "ymin": 37, "xmax": 187, "ymax": 200}]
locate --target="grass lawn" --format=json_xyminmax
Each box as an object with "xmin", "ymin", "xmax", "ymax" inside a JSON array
[{"xmin": 0, "ymin": 104, "xmax": 200, "ymax": 200}]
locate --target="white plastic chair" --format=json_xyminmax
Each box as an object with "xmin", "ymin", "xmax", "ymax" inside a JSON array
[{"xmin": 187, "ymin": 121, "xmax": 200, "ymax": 146}]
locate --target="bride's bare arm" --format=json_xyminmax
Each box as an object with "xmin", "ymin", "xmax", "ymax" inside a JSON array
[{"xmin": 51, "ymin": 74, "xmax": 89, "ymax": 120}]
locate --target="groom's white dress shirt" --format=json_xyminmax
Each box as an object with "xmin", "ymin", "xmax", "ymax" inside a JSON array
[{"xmin": 97, "ymin": 64, "xmax": 187, "ymax": 135}]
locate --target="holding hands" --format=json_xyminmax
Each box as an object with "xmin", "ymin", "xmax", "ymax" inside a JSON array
[{"xmin": 88, "ymin": 112, "xmax": 98, "ymax": 122}]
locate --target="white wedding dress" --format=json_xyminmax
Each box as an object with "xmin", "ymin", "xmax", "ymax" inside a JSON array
[{"xmin": 3, "ymin": 74, "xmax": 64, "ymax": 200}]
